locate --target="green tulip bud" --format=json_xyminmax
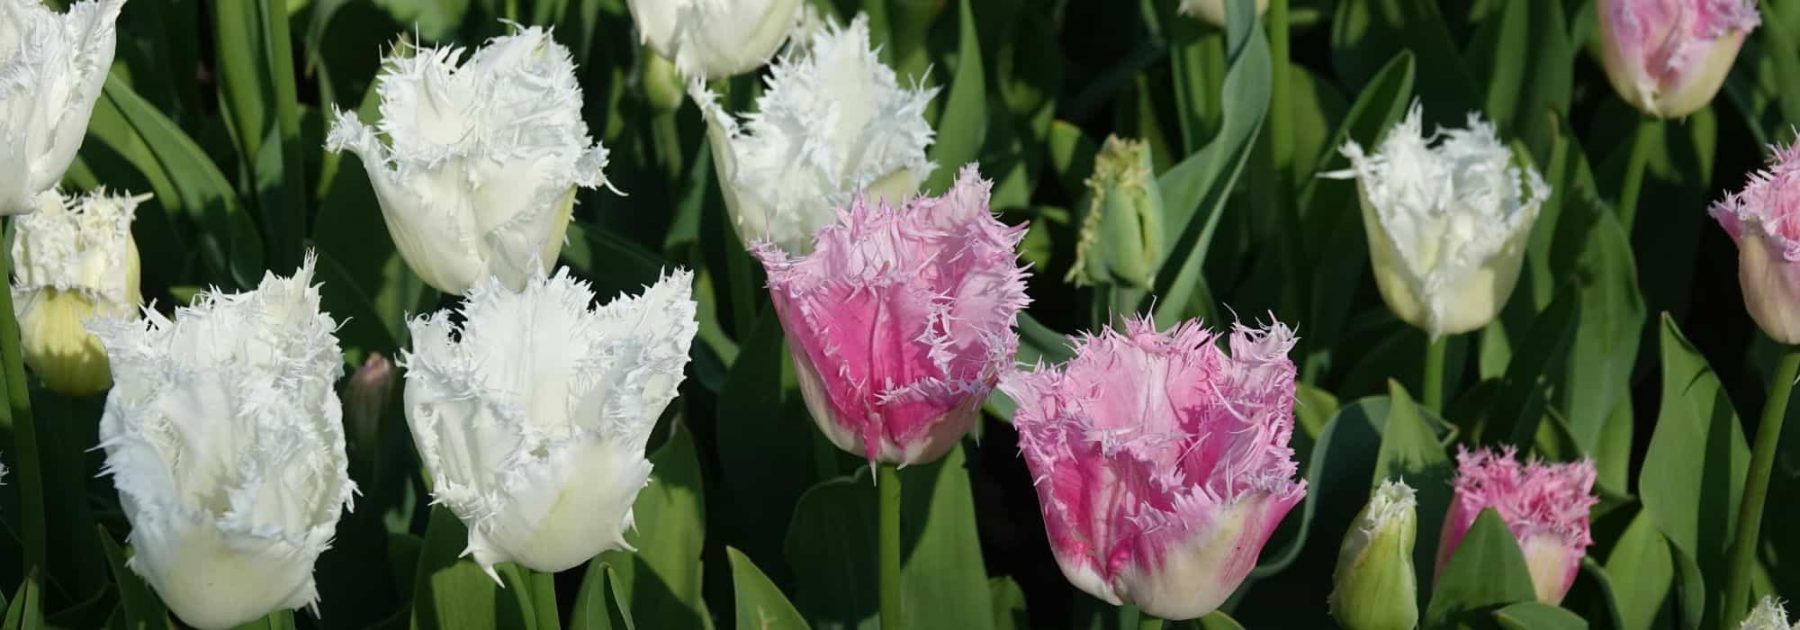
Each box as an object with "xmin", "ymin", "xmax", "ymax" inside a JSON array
[
  {"xmin": 643, "ymin": 49, "xmax": 685, "ymax": 113},
  {"xmin": 1330, "ymin": 479, "xmax": 1420, "ymax": 630},
  {"xmin": 1068, "ymin": 136, "xmax": 1164, "ymax": 289}
]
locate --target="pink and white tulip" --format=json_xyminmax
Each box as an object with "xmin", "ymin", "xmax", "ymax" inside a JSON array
[
  {"xmin": 753, "ymin": 165, "xmax": 1028, "ymax": 466},
  {"xmin": 1435, "ymin": 448, "xmax": 1597, "ymax": 605},
  {"xmin": 1711, "ymin": 142, "xmax": 1800, "ymax": 344},
  {"xmin": 999, "ymin": 317, "xmax": 1307, "ymax": 620},
  {"xmin": 1598, "ymin": 0, "xmax": 1758, "ymax": 119}
]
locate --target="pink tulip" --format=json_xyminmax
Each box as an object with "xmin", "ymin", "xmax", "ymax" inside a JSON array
[
  {"xmin": 999, "ymin": 317, "xmax": 1307, "ymax": 620},
  {"xmin": 1435, "ymin": 448, "xmax": 1597, "ymax": 605},
  {"xmin": 1598, "ymin": 0, "xmax": 1758, "ymax": 119},
  {"xmin": 753, "ymin": 165, "xmax": 1029, "ymax": 465},
  {"xmin": 1711, "ymin": 142, "xmax": 1800, "ymax": 344}
]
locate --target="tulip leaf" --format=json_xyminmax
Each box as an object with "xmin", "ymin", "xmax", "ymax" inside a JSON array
[
  {"xmin": 727, "ymin": 547, "xmax": 809, "ymax": 630},
  {"xmin": 1046, "ymin": 120, "xmax": 1100, "ymax": 201},
  {"xmin": 1464, "ymin": 0, "xmax": 1572, "ymax": 152},
  {"xmin": 0, "ymin": 574, "xmax": 40, "ymax": 630},
  {"xmin": 1641, "ymin": 314, "xmax": 1749, "ymax": 625},
  {"xmin": 601, "ymin": 422, "xmax": 709, "ymax": 628},
  {"xmin": 1328, "ymin": 0, "xmax": 1479, "ymax": 117},
  {"xmin": 95, "ymin": 528, "xmax": 169, "ymax": 630},
  {"xmin": 988, "ymin": 578, "xmax": 1027, "ymax": 630},
  {"xmin": 922, "ymin": 0, "xmax": 987, "ymax": 194},
  {"xmin": 1196, "ymin": 611, "xmax": 1246, "ymax": 630},
  {"xmin": 571, "ymin": 562, "xmax": 633, "ymax": 630},
  {"xmin": 411, "ymin": 507, "xmax": 530, "ymax": 630},
  {"xmin": 1492, "ymin": 601, "xmax": 1585, "ymax": 630},
  {"xmin": 1424, "ymin": 509, "xmax": 1537, "ymax": 628},
  {"xmin": 1373, "ymin": 381, "xmax": 1453, "ymax": 605},
  {"xmin": 1603, "ymin": 510, "xmax": 1677, "ymax": 630}
]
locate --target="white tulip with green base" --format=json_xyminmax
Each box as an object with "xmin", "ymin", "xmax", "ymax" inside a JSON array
[
  {"xmin": 625, "ymin": 0, "xmax": 803, "ymax": 80},
  {"xmin": 11, "ymin": 189, "xmax": 143, "ymax": 396},
  {"xmin": 1330, "ymin": 480, "xmax": 1419, "ymax": 630},
  {"xmin": 1743, "ymin": 597, "xmax": 1800, "ymax": 630}
]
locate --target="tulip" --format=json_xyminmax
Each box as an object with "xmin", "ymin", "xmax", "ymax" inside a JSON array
[
  {"xmin": 326, "ymin": 25, "xmax": 614, "ymax": 296},
  {"xmin": 0, "ymin": 0, "xmax": 124, "ymax": 214},
  {"xmin": 1709, "ymin": 142, "xmax": 1800, "ymax": 344},
  {"xmin": 1597, "ymin": 0, "xmax": 1758, "ymax": 119},
  {"xmin": 1331, "ymin": 104, "xmax": 1549, "ymax": 339},
  {"xmin": 345, "ymin": 353, "xmax": 395, "ymax": 451},
  {"xmin": 1742, "ymin": 597, "xmax": 1800, "ymax": 630},
  {"xmin": 1068, "ymin": 136, "xmax": 1164, "ymax": 289},
  {"xmin": 402, "ymin": 266, "xmax": 697, "ymax": 575},
  {"xmin": 753, "ymin": 165, "xmax": 1027, "ymax": 466},
  {"xmin": 12, "ymin": 189, "xmax": 142, "ymax": 395},
  {"xmin": 1330, "ymin": 480, "xmax": 1419, "ymax": 630},
  {"xmin": 1435, "ymin": 447, "xmax": 1596, "ymax": 605},
  {"xmin": 1178, "ymin": 0, "xmax": 1269, "ymax": 26},
  {"xmin": 999, "ymin": 317, "xmax": 1307, "ymax": 620},
  {"xmin": 90, "ymin": 257, "xmax": 354, "ymax": 630},
  {"xmin": 625, "ymin": 0, "xmax": 802, "ymax": 80},
  {"xmin": 697, "ymin": 14, "xmax": 938, "ymax": 255}
]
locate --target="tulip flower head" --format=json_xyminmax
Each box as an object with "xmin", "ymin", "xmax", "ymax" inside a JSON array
[
  {"xmin": 1709, "ymin": 142, "xmax": 1800, "ymax": 344},
  {"xmin": 326, "ymin": 25, "xmax": 613, "ymax": 295},
  {"xmin": 1435, "ymin": 448, "xmax": 1596, "ymax": 605},
  {"xmin": 1069, "ymin": 136, "xmax": 1164, "ymax": 289},
  {"xmin": 626, "ymin": 0, "xmax": 802, "ymax": 80},
  {"xmin": 0, "ymin": 0, "xmax": 124, "ymax": 214},
  {"xmin": 1743, "ymin": 597, "xmax": 1800, "ymax": 630},
  {"xmin": 754, "ymin": 166, "xmax": 1026, "ymax": 465},
  {"xmin": 91, "ymin": 258, "xmax": 354, "ymax": 630},
  {"xmin": 1598, "ymin": 0, "xmax": 1758, "ymax": 119},
  {"xmin": 999, "ymin": 317, "xmax": 1307, "ymax": 620},
  {"xmin": 1331, "ymin": 104, "xmax": 1549, "ymax": 338},
  {"xmin": 12, "ymin": 189, "xmax": 142, "ymax": 395},
  {"xmin": 697, "ymin": 14, "xmax": 937, "ymax": 255},
  {"xmin": 1331, "ymin": 480, "xmax": 1419, "ymax": 630},
  {"xmin": 1178, "ymin": 0, "xmax": 1269, "ymax": 27},
  {"xmin": 403, "ymin": 267, "xmax": 697, "ymax": 575}
]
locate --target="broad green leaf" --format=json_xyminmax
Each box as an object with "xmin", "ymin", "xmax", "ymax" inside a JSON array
[
  {"xmin": 1, "ymin": 574, "xmax": 40, "ymax": 630},
  {"xmin": 1196, "ymin": 611, "xmax": 1246, "ymax": 629},
  {"xmin": 922, "ymin": 0, "xmax": 986, "ymax": 194},
  {"xmin": 96, "ymin": 530, "xmax": 168, "ymax": 630},
  {"xmin": 988, "ymin": 578, "xmax": 1026, "ymax": 630},
  {"xmin": 1328, "ymin": 0, "xmax": 1479, "ymax": 114},
  {"xmin": 1374, "ymin": 381, "xmax": 1453, "ymax": 603},
  {"xmin": 1464, "ymin": 0, "xmax": 1572, "ymax": 151},
  {"xmin": 727, "ymin": 548, "xmax": 808, "ymax": 630},
  {"xmin": 1046, "ymin": 121, "xmax": 1100, "ymax": 201},
  {"xmin": 570, "ymin": 562, "xmax": 633, "ymax": 630},
  {"xmin": 1492, "ymin": 601, "xmax": 1585, "ymax": 630},
  {"xmin": 410, "ymin": 506, "xmax": 529, "ymax": 630},
  {"xmin": 1604, "ymin": 511, "xmax": 1676, "ymax": 630},
  {"xmin": 1425, "ymin": 510, "xmax": 1537, "ymax": 628},
  {"xmin": 600, "ymin": 424, "xmax": 708, "ymax": 628}
]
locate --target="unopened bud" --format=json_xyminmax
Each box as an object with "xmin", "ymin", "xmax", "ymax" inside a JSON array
[{"xmin": 1330, "ymin": 479, "xmax": 1419, "ymax": 630}]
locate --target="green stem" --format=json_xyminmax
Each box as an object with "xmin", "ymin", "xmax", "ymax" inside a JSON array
[
  {"xmin": 878, "ymin": 463, "xmax": 902, "ymax": 630},
  {"xmin": 1423, "ymin": 336, "xmax": 1447, "ymax": 413},
  {"xmin": 724, "ymin": 229, "xmax": 758, "ymax": 342},
  {"xmin": 504, "ymin": 0, "xmax": 520, "ymax": 21},
  {"xmin": 1723, "ymin": 347, "xmax": 1800, "ymax": 623},
  {"xmin": 651, "ymin": 110, "xmax": 684, "ymax": 183},
  {"xmin": 0, "ymin": 238, "xmax": 44, "ymax": 576},
  {"xmin": 1136, "ymin": 610, "xmax": 1163, "ymax": 630},
  {"xmin": 1616, "ymin": 116, "xmax": 1658, "ymax": 230},
  {"xmin": 259, "ymin": 0, "xmax": 307, "ymax": 273}
]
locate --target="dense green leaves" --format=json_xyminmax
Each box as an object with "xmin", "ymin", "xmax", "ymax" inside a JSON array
[{"xmin": 1425, "ymin": 510, "xmax": 1538, "ymax": 628}]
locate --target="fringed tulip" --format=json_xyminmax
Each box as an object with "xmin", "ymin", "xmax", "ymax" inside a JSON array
[
  {"xmin": 754, "ymin": 166, "xmax": 1026, "ymax": 465},
  {"xmin": 326, "ymin": 25, "xmax": 614, "ymax": 295},
  {"xmin": 1598, "ymin": 0, "xmax": 1758, "ymax": 119},
  {"xmin": 0, "ymin": 0, "xmax": 124, "ymax": 214},
  {"xmin": 1435, "ymin": 448, "xmax": 1597, "ymax": 605},
  {"xmin": 90, "ymin": 257, "xmax": 353, "ymax": 630},
  {"xmin": 403, "ymin": 267, "xmax": 697, "ymax": 575},
  {"xmin": 12, "ymin": 189, "xmax": 142, "ymax": 395},
  {"xmin": 1331, "ymin": 480, "xmax": 1420, "ymax": 630},
  {"xmin": 1069, "ymin": 136, "xmax": 1163, "ymax": 289},
  {"xmin": 1709, "ymin": 142, "xmax": 1800, "ymax": 344},
  {"xmin": 1178, "ymin": 0, "xmax": 1268, "ymax": 26},
  {"xmin": 625, "ymin": 0, "xmax": 802, "ymax": 80},
  {"xmin": 1743, "ymin": 597, "xmax": 1800, "ymax": 630},
  {"xmin": 697, "ymin": 15, "xmax": 937, "ymax": 255},
  {"xmin": 999, "ymin": 317, "xmax": 1307, "ymax": 620},
  {"xmin": 1331, "ymin": 104, "xmax": 1549, "ymax": 338}
]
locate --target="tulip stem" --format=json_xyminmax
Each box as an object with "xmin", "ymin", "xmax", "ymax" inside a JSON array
[
  {"xmin": 1422, "ymin": 336, "xmax": 1447, "ymax": 412},
  {"xmin": 1617, "ymin": 116, "xmax": 1657, "ymax": 230},
  {"xmin": 1136, "ymin": 610, "xmax": 1163, "ymax": 630},
  {"xmin": 878, "ymin": 462, "xmax": 903, "ymax": 630},
  {"xmin": 0, "ymin": 240, "xmax": 45, "ymax": 575},
  {"xmin": 1724, "ymin": 345, "xmax": 1800, "ymax": 623}
]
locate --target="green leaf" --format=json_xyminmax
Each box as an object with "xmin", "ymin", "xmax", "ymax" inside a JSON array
[
  {"xmin": 570, "ymin": 562, "xmax": 633, "ymax": 630},
  {"xmin": 1196, "ymin": 611, "xmax": 1247, "ymax": 630},
  {"xmin": 988, "ymin": 578, "xmax": 1026, "ymax": 630},
  {"xmin": 922, "ymin": 0, "xmax": 986, "ymax": 194},
  {"xmin": 727, "ymin": 548, "xmax": 809, "ymax": 630},
  {"xmin": 410, "ymin": 507, "xmax": 529, "ymax": 630},
  {"xmin": 1374, "ymin": 381, "xmax": 1454, "ymax": 603},
  {"xmin": 1425, "ymin": 509, "xmax": 1537, "ymax": 628},
  {"xmin": 1464, "ymin": 0, "xmax": 1572, "ymax": 151},
  {"xmin": 1492, "ymin": 601, "xmax": 1586, "ymax": 630},
  {"xmin": 1604, "ymin": 511, "xmax": 1676, "ymax": 630},
  {"xmin": 600, "ymin": 423, "xmax": 708, "ymax": 628},
  {"xmin": 1328, "ymin": 0, "xmax": 1479, "ymax": 114},
  {"xmin": 96, "ymin": 529, "xmax": 169, "ymax": 630},
  {"xmin": 1642, "ymin": 314, "xmax": 1750, "ymax": 625},
  {"xmin": 1, "ymin": 574, "xmax": 40, "ymax": 630},
  {"xmin": 1046, "ymin": 121, "xmax": 1100, "ymax": 202}
]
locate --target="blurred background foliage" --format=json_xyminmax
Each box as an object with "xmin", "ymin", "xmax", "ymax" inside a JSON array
[{"xmin": 5, "ymin": 0, "xmax": 1800, "ymax": 627}]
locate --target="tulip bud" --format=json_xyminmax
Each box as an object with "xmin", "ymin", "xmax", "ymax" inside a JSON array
[
  {"xmin": 11, "ymin": 189, "xmax": 142, "ymax": 395},
  {"xmin": 326, "ymin": 25, "xmax": 614, "ymax": 296},
  {"xmin": 90, "ymin": 257, "xmax": 354, "ymax": 630},
  {"xmin": 642, "ymin": 50, "xmax": 684, "ymax": 113},
  {"xmin": 1709, "ymin": 142, "xmax": 1800, "ymax": 344},
  {"xmin": 1742, "ymin": 596, "xmax": 1800, "ymax": 630},
  {"xmin": 625, "ymin": 0, "xmax": 802, "ymax": 80},
  {"xmin": 1331, "ymin": 480, "xmax": 1419, "ymax": 630},
  {"xmin": 0, "ymin": 0, "xmax": 123, "ymax": 215},
  {"xmin": 1435, "ymin": 448, "xmax": 1596, "ymax": 605},
  {"xmin": 1000, "ymin": 317, "xmax": 1306, "ymax": 620},
  {"xmin": 1178, "ymin": 0, "xmax": 1270, "ymax": 27},
  {"xmin": 346, "ymin": 353, "xmax": 395, "ymax": 452},
  {"xmin": 754, "ymin": 166, "xmax": 1027, "ymax": 466},
  {"xmin": 1068, "ymin": 136, "xmax": 1164, "ymax": 289},
  {"xmin": 1598, "ymin": 0, "xmax": 1758, "ymax": 119},
  {"xmin": 403, "ymin": 266, "xmax": 697, "ymax": 575},
  {"xmin": 696, "ymin": 15, "xmax": 938, "ymax": 256},
  {"xmin": 1328, "ymin": 104, "xmax": 1548, "ymax": 338}
]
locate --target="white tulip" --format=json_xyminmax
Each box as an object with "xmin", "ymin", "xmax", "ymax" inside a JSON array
[
  {"xmin": 326, "ymin": 25, "xmax": 614, "ymax": 296},
  {"xmin": 90, "ymin": 257, "xmax": 353, "ymax": 630},
  {"xmin": 12, "ymin": 188, "xmax": 143, "ymax": 395},
  {"xmin": 626, "ymin": 0, "xmax": 803, "ymax": 80},
  {"xmin": 1744, "ymin": 596, "xmax": 1800, "ymax": 630},
  {"xmin": 0, "ymin": 0, "xmax": 124, "ymax": 214},
  {"xmin": 694, "ymin": 14, "xmax": 937, "ymax": 255},
  {"xmin": 1328, "ymin": 104, "xmax": 1549, "ymax": 338},
  {"xmin": 403, "ymin": 266, "xmax": 697, "ymax": 575}
]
